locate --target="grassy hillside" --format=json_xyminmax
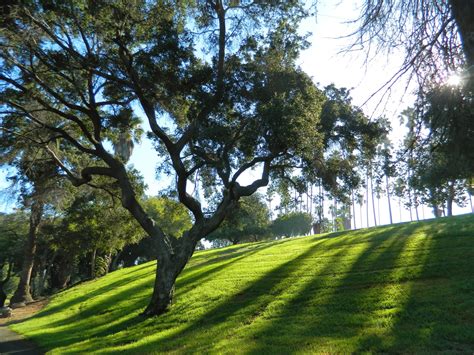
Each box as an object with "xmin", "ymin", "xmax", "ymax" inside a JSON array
[{"xmin": 11, "ymin": 214, "xmax": 474, "ymax": 353}]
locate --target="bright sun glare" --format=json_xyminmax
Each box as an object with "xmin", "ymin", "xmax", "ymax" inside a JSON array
[{"xmin": 447, "ymin": 73, "xmax": 462, "ymax": 86}]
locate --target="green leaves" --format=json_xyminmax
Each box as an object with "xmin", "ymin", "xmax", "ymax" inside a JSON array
[
  {"xmin": 271, "ymin": 211, "xmax": 312, "ymax": 238},
  {"xmin": 143, "ymin": 197, "xmax": 192, "ymax": 239},
  {"xmin": 207, "ymin": 193, "xmax": 270, "ymax": 244}
]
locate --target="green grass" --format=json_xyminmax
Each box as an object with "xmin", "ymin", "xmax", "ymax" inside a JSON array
[{"xmin": 11, "ymin": 214, "xmax": 474, "ymax": 354}]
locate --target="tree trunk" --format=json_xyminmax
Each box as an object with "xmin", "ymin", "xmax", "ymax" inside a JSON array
[
  {"xmin": 385, "ymin": 175, "xmax": 393, "ymax": 224},
  {"xmin": 398, "ymin": 197, "xmax": 402, "ymax": 222},
  {"xmin": 432, "ymin": 204, "xmax": 442, "ymax": 218},
  {"xmin": 90, "ymin": 248, "xmax": 97, "ymax": 279},
  {"xmin": 306, "ymin": 185, "xmax": 311, "ymax": 214},
  {"xmin": 109, "ymin": 251, "xmax": 122, "ymax": 272},
  {"xmin": 0, "ymin": 263, "xmax": 13, "ymax": 308},
  {"xmin": 414, "ymin": 193, "xmax": 420, "ymax": 221},
  {"xmin": 319, "ymin": 181, "xmax": 324, "ymax": 222},
  {"xmin": 104, "ymin": 252, "xmax": 112, "ymax": 275},
  {"xmin": 0, "ymin": 286, "xmax": 7, "ymax": 308},
  {"xmin": 470, "ymin": 192, "xmax": 473, "ymax": 213},
  {"xmin": 449, "ymin": 0, "xmax": 474, "ymax": 67},
  {"xmin": 312, "ymin": 222, "xmax": 321, "ymax": 234},
  {"xmin": 141, "ymin": 236, "xmax": 196, "ymax": 316},
  {"xmin": 10, "ymin": 199, "xmax": 44, "ymax": 304},
  {"xmin": 370, "ymin": 173, "xmax": 377, "ymax": 226},
  {"xmin": 351, "ymin": 189, "xmax": 357, "ymax": 229},
  {"xmin": 407, "ymin": 188, "xmax": 413, "ymax": 221},
  {"xmin": 50, "ymin": 253, "xmax": 72, "ymax": 291},
  {"xmin": 377, "ymin": 194, "xmax": 381, "ymax": 225},
  {"xmin": 447, "ymin": 181, "xmax": 455, "ymax": 216},
  {"xmin": 343, "ymin": 205, "xmax": 351, "ymax": 230},
  {"xmin": 366, "ymin": 172, "xmax": 370, "ymax": 227}
]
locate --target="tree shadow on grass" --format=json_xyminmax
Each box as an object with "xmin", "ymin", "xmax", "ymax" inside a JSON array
[
  {"xmin": 29, "ymin": 261, "xmax": 155, "ymax": 322},
  {"xmin": 128, "ymin": 220, "xmax": 446, "ymax": 353},
  {"xmin": 21, "ymin": 276, "xmax": 152, "ymax": 349},
  {"xmin": 18, "ymin": 239, "xmax": 281, "ymax": 352},
  {"xmin": 366, "ymin": 215, "xmax": 474, "ymax": 353},
  {"xmin": 177, "ymin": 241, "xmax": 284, "ymax": 293},
  {"xmin": 17, "ymin": 215, "xmax": 474, "ymax": 353},
  {"xmin": 244, "ymin": 221, "xmax": 422, "ymax": 353},
  {"xmin": 123, "ymin": 236, "xmax": 360, "ymax": 353}
]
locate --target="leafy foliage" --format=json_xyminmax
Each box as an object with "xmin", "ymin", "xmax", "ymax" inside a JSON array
[
  {"xmin": 207, "ymin": 194, "xmax": 270, "ymax": 245},
  {"xmin": 143, "ymin": 197, "xmax": 192, "ymax": 239},
  {"xmin": 271, "ymin": 211, "xmax": 312, "ymax": 238}
]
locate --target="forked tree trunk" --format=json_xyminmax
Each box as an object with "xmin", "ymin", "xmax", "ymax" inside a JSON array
[
  {"xmin": 10, "ymin": 199, "xmax": 44, "ymax": 304},
  {"xmin": 141, "ymin": 235, "xmax": 196, "ymax": 316}
]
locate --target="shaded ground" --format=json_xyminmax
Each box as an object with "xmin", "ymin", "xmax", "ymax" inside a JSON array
[
  {"xmin": 0, "ymin": 299, "xmax": 48, "ymax": 326},
  {"xmin": 0, "ymin": 300, "xmax": 47, "ymax": 355}
]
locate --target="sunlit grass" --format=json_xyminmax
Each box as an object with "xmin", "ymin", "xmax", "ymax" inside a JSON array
[{"xmin": 11, "ymin": 214, "xmax": 474, "ymax": 353}]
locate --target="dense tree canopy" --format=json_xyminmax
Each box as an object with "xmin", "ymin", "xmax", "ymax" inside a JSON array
[
  {"xmin": 271, "ymin": 211, "xmax": 312, "ymax": 238},
  {"xmin": 1, "ymin": 0, "xmax": 469, "ymax": 319},
  {"xmin": 207, "ymin": 193, "xmax": 270, "ymax": 245},
  {"xmin": 0, "ymin": 0, "xmax": 329, "ymax": 316}
]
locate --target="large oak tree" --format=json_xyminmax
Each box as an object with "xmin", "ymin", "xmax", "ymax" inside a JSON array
[{"xmin": 0, "ymin": 0, "xmax": 327, "ymax": 316}]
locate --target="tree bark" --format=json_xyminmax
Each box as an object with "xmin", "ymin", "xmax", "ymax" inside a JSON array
[
  {"xmin": 398, "ymin": 197, "xmax": 402, "ymax": 222},
  {"xmin": 10, "ymin": 199, "xmax": 44, "ymax": 304},
  {"xmin": 0, "ymin": 263, "xmax": 13, "ymax": 308},
  {"xmin": 0, "ymin": 285, "xmax": 7, "ymax": 308},
  {"xmin": 370, "ymin": 171, "xmax": 377, "ymax": 226},
  {"xmin": 90, "ymin": 248, "xmax": 97, "ymax": 279},
  {"xmin": 414, "ymin": 195, "xmax": 420, "ymax": 221},
  {"xmin": 470, "ymin": 191, "xmax": 473, "ymax": 213},
  {"xmin": 385, "ymin": 175, "xmax": 393, "ymax": 224},
  {"xmin": 312, "ymin": 222, "xmax": 321, "ymax": 234},
  {"xmin": 50, "ymin": 253, "xmax": 72, "ymax": 291},
  {"xmin": 319, "ymin": 181, "xmax": 324, "ymax": 222},
  {"xmin": 366, "ymin": 172, "xmax": 370, "ymax": 227},
  {"xmin": 449, "ymin": 0, "xmax": 474, "ymax": 67},
  {"xmin": 343, "ymin": 205, "xmax": 351, "ymax": 230},
  {"xmin": 351, "ymin": 189, "xmax": 357, "ymax": 229},
  {"xmin": 141, "ymin": 233, "xmax": 196, "ymax": 316},
  {"xmin": 447, "ymin": 181, "xmax": 455, "ymax": 217},
  {"xmin": 407, "ymin": 188, "xmax": 413, "ymax": 221}
]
